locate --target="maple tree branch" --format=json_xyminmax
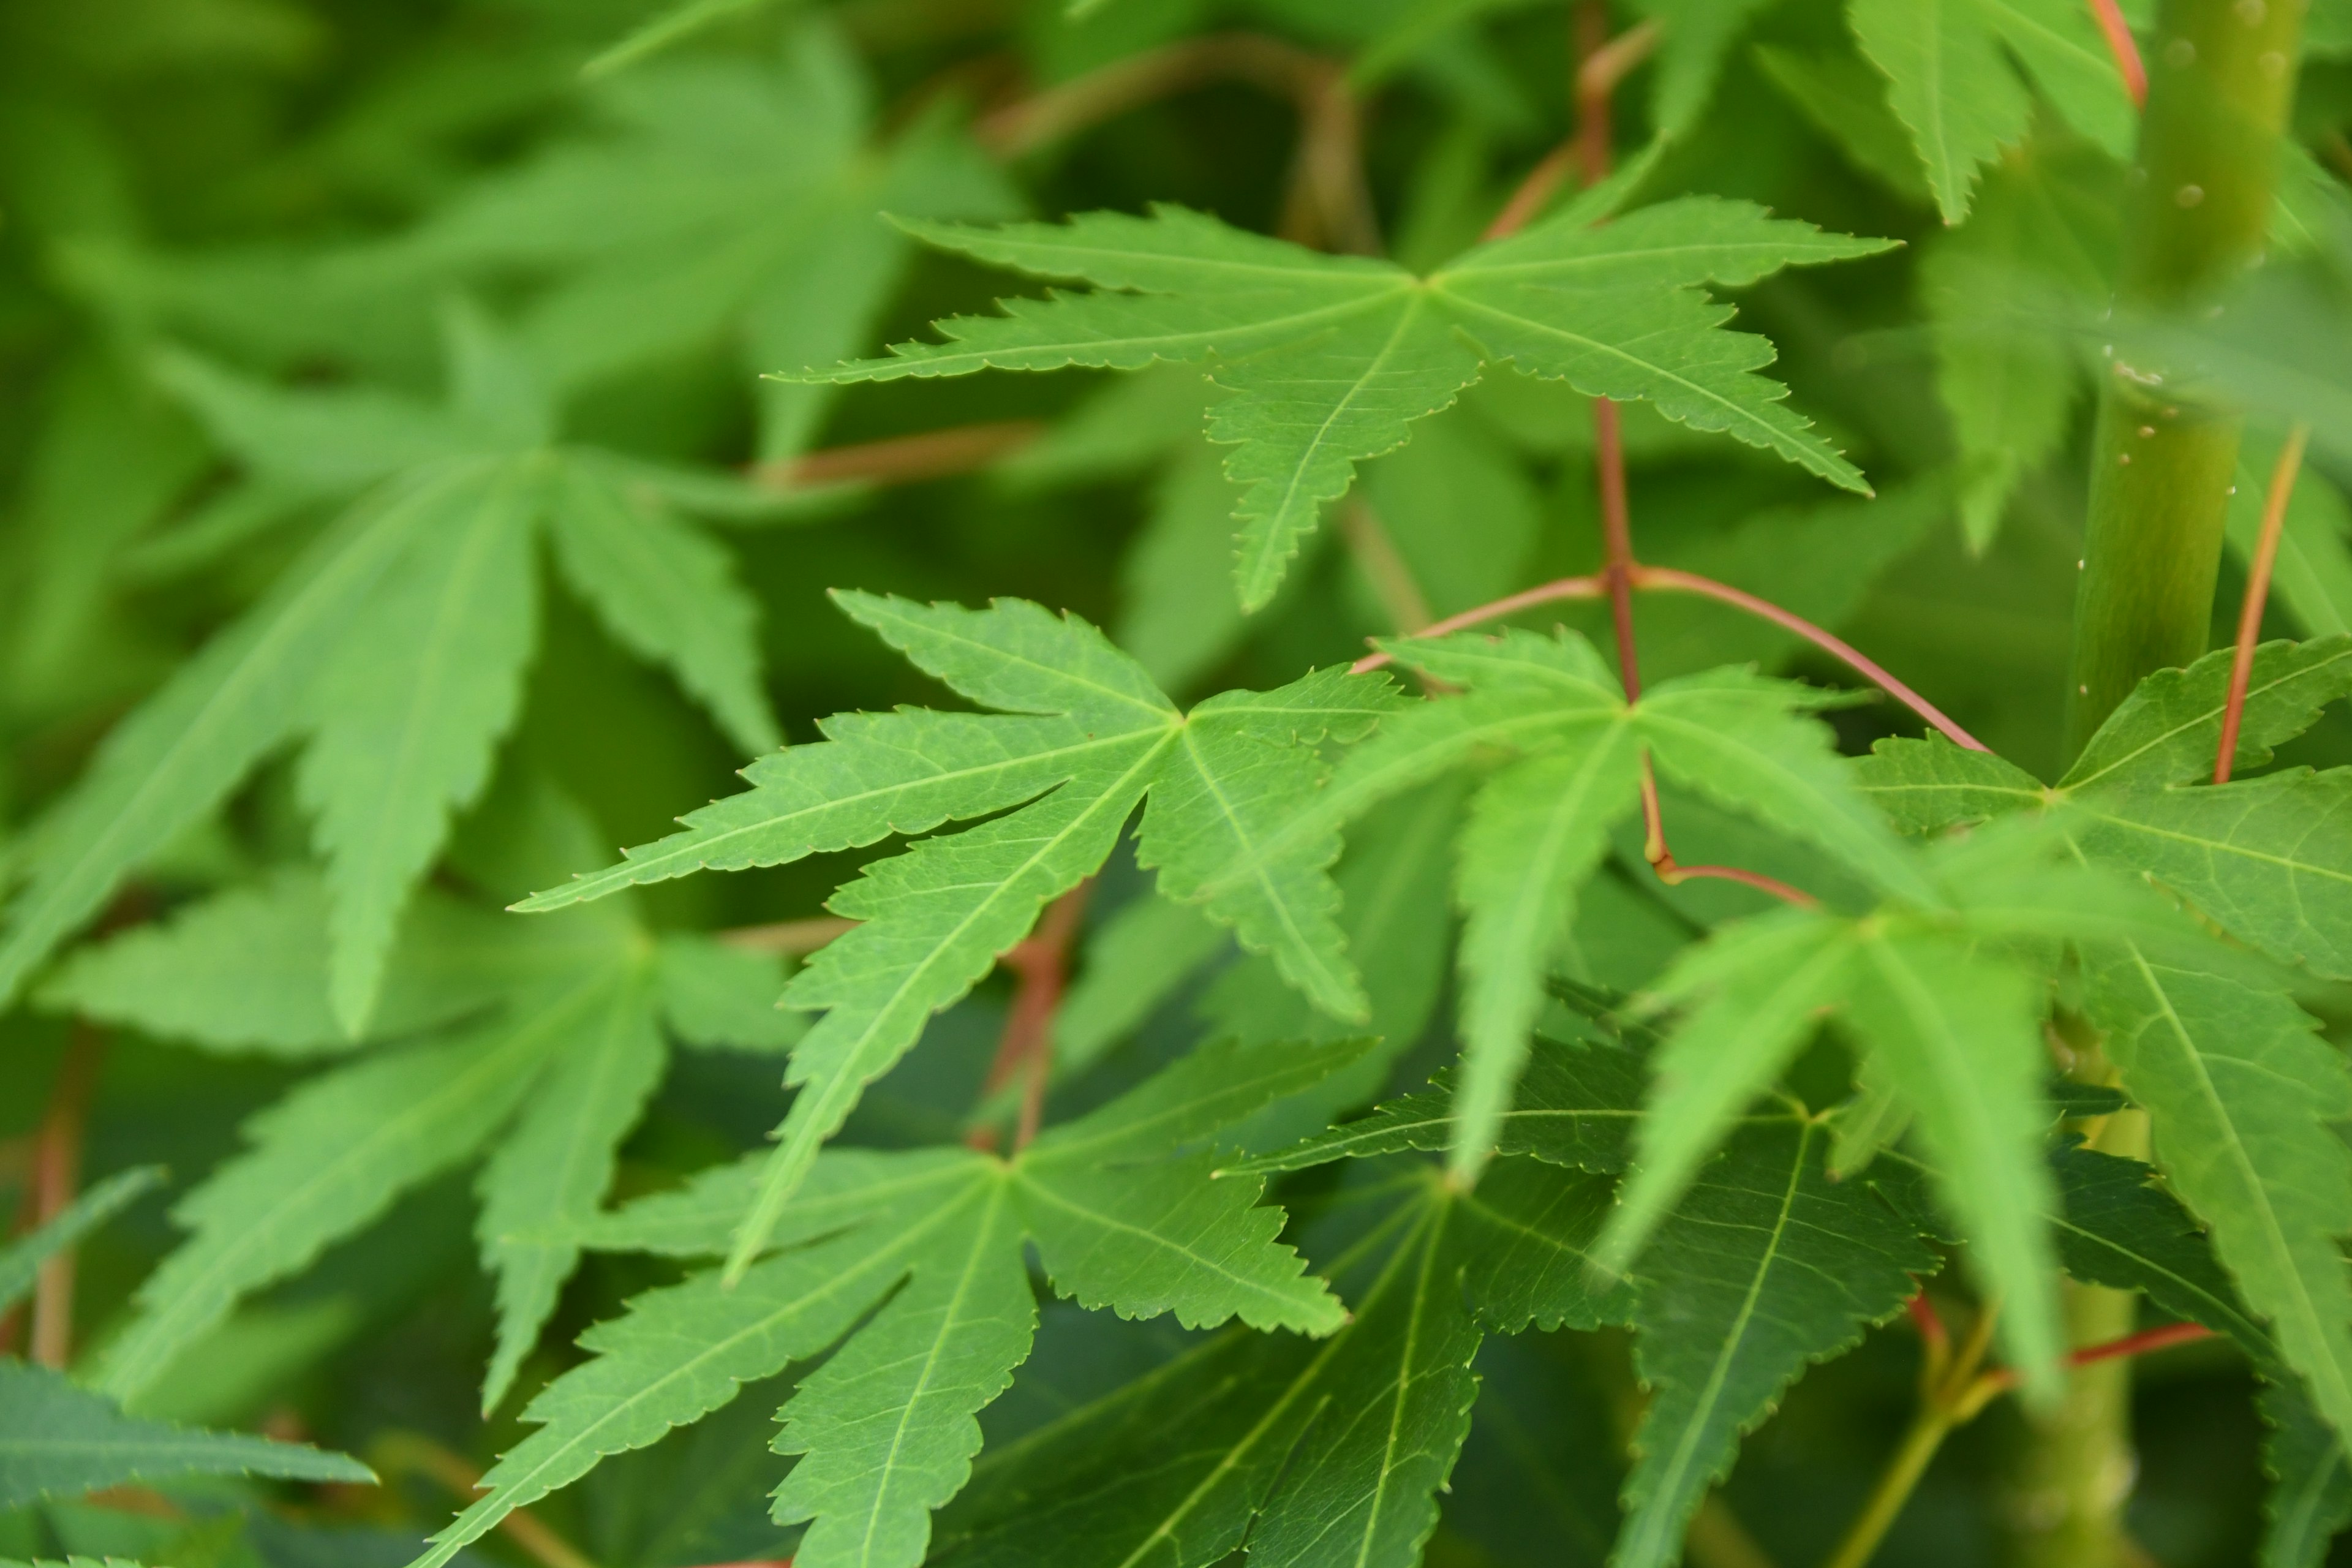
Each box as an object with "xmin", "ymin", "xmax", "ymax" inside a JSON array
[
  {"xmin": 1351, "ymin": 567, "xmax": 1987, "ymax": 751},
  {"xmin": 2214, "ymin": 423, "xmax": 2309, "ymax": 784},
  {"xmin": 2086, "ymin": 0, "xmax": 2149, "ymax": 110},
  {"xmin": 1481, "ymin": 13, "xmax": 1659, "ymax": 241},
  {"xmin": 719, "ymin": 915, "xmax": 860, "ymax": 955},
  {"xmin": 973, "ymin": 883, "xmax": 1093, "ymax": 1155},
  {"xmin": 753, "ymin": 420, "xmax": 1044, "ymax": 491},
  {"xmin": 1630, "ymin": 567, "xmax": 1989, "ymax": 752},
  {"xmin": 1279, "ymin": 62, "xmax": 1382, "ymax": 255},
  {"xmin": 9, "ymin": 1025, "xmax": 107, "ymax": 1368},
  {"xmin": 974, "ymin": 32, "xmax": 1328, "ymax": 159}
]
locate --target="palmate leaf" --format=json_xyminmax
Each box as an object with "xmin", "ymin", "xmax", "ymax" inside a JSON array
[
  {"xmin": 516, "ymin": 593, "xmax": 1400, "ymax": 1278},
  {"xmin": 0, "ymin": 307, "xmax": 790, "ymax": 1036},
  {"xmin": 804, "ymin": 197, "xmax": 1891, "ymax": 608},
  {"xmin": 396, "ymin": 19, "xmax": 1013, "ymax": 457},
  {"xmin": 930, "ymin": 1157, "xmax": 1625, "ymax": 1568},
  {"xmin": 1217, "ymin": 625, "xmax": 1929, "ymax": 1186},
  {"xmin": 1614, "ymin": 1117, "xmax": 1935, "ymax": 1568},
  {"xmin": 1847, "ymin": 0, "xmax": 2137, "ymax": 224},
  {"xmin": 1592, "ymin": 829, "xmax": 2135, "ymax": 1398},
  {"xmin": 404, "ymin": 1039, "xmax": 1362, "ymax": 1568},
  {"xmin": 59, "ymin": 824, "xmax": 786, "ymax": 1410},
  {"xmin": 0, "ymin": 1361, "xmax": 371, "ymax": 1510},
  {"xmin": 1853, "ymin": 639, "xmax": 2352, "ymax": 1439}
]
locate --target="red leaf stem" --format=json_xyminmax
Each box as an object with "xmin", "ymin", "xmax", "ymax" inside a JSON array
[
  {"xmin": 1976, "ymin": 1321, "xmax": 2215, "ymax": 1395},
  {"xmin": 753, "ymin": 420, "xmax": 1044, "ymax": 492},
  {"xmin": 2086, "ymin": 0, "xmax": 2149, "ymax": 110},
  {"xmin": 2215, "ymin": 423, "xmax": 2310, "ymax": 785},
  {"xmin": 1350, "ymin": 566, "xmax": 1989, "ymax": 753},
  {"xmin": 974, "ymin": 883, "xmax": 1095, "ymax": 1155}
]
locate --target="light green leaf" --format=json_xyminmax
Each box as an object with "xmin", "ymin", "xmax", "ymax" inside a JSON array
[
  {"xmin": 1450, "ymin": 736, "xmax": 1645, "ymax": 1183},
  {"xmin": 1753, "ymin": 42, "xmax": 1934, "ymax": 204},
  {"xmin": 475, "ymin": 963, "xmax": 668, "ymax": 1412},
  {"xmin": 1052, "ymin": 891, "xmax": 1226, "ymax": 1074},
  {"xmin": 0, "ymin": 1360, "xmax": 372, "ymax": 1510},
  {"xmin": 547, "ymin": 462, "xmax": 778, "ymax": 756},
  {"xmin": 298, "ymin": 456, "xmax": 541, "ymax": 1036},
  {"xmin": 0, "ymin": 467, "xmax": 451, "ymax": 1011},
  {"xmin": 810, "ymin": 200, "xmax": 1889, "ymax": 606},
  {"xmin": 515, "ymin": 596, "xmax": 1390, "ymax": 1277},
  {"xmin": 1853, "ymin": 735, "xmax": 2047, "ymax": 834},
  {"xmin": 2261, "ymin": 1380, "xmax": 2352, "ymax": 1568},
  {"xmin": 2081, "ymin": 941, "xmax": 2352, "ymax": 1446},
  {"xmin": 2059, "ymin": 636, "xmax": 2352, "ymax": 793},
  {"xmin": 770, "ymin": 1179, "xmax": 1033, "ymax": 1568},
  {"xmin": 34, "ymin": 872, "xmax": 617, "ymax": 1055},
  {"xmin": 94, "ymin": 975, "xmax": 596, "ymax": 1400},
  {"xmin": 1850, "ymin": 0, "xmax": 2135, "ymax": 224},
  {"xmin": 1846, "ymin": 928, "xmax": 2065, "ymax": 1398}
]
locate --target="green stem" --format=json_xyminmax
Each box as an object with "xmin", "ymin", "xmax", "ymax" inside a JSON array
[
  {"xmin": 2063, "ymin": 0, "xmax": 2308, "ymax": 754},
  {"xmin": 2052, "ymin": 9, "xmax": 2305, "ymax": 1558}
]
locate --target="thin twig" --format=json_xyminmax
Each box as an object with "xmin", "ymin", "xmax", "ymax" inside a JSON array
[
  {"xmin": 376, "ymin": 1433, "xmax": 594, "ymax": 1568},
  {"xmin": 1279, "ymin": 64, "xmax": 1382, "ymax": 254},
  {"xmin": 1632, "ymin": 568, "xmax": 1989, "ymax": 752},
  {"xmin": 2215, "ymin": 423, "xmax": 2310, "ymax": 784},
  {"xmin": 1637, "ymin": 759, "xmax": 1820, "ymax": 907},
  {"xmin": 753, "ymin": 421, "xmax": 1044, "ymax": 491},
  {"xmin": 1479, "ymin": 15, "xmax": 1659, "ymax": 241},
  {"xmin": 718, "ymin": 916, "xmax": 859, "ymax": 955},
  {"xmin": 2086, "ymin": 0, "xmax": 2148, "ymax": 110},
  {"xmin": 974, "ymin": 32, "xmax": 1327, "ymax": 158},
  {"xmin": 25, "ymin": 1027, "xmax": 105, "ymax": 1368},
  {"xmin": 1906, "ymin": 1287, "xmax": 1952, "ymax": 1395},
  {"xmin": 971, "ymin": 883, "xmax": 1093, "ymax": 1155},
  {"xmin": 1349, "ymin": 567, "xmax": 1988, "ymax": 752}
]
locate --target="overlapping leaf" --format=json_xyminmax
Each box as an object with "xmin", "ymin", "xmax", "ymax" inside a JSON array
[
  {"xmin": 1212, "ymin": 624, "xmax": 1930, "ymax": 1188},
  {"xmin": 517, "ymin": 593, "xmax": 1400, "ymax": 1276},
  {"xmin": 404, "ymin": 1038, "xmax": 1363, "ymax": 1568},
  {"xmin": 1848, "ymin": 0, "xmax": 2138, "ymax": 223},
  {"xmin": 1854, "ymin": 639, "xmax": 2352, "ymax": 1438},
  {"xmin": 389, "ymin": 19, "xmax": 1014, "ymax": 457},
  {"xmin": 57, "ymin": 848, "xmax": 784, "ymax": 1411},
  {"xmin": 0, "ymin": 307, "xmax": 790, "ymax": 1038},
  {"xmin": 803, "ymin": 195, "xmax": 1891, "ymax": 608}
]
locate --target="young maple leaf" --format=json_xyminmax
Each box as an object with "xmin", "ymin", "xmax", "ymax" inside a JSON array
[
  {"xmin": 45, "ymin": 785, "xmax": 799, "ymax": 1414},
  {"xmin": 793, "ymin": 190, "xmax": 1893, "ymax": 609},
  {"xmin": 391, "ymin": 18, "xmax": 1014, "ymax": 459},
  {"xmin": 401, "ymin": 1037, "xmax": 1364, "ymax": 1568},
  {"xmin": 1847, "ymin": 0, "xmax": 2138, "ymax": 224},
  {"xmin": 0, "ymin": 304, "xmax": 804, "ymax": 1039},
  {"xmin": 1855, "ymin": 636, "xmax": 2352, "ymax": 1446},
  {"xmin": 516, "ymin": 592, "xmax": 1403, "ymax": 1280},
  {"xmin": 1213, "ymin": 624, "xmax": 1932, "ymax": 1189}
]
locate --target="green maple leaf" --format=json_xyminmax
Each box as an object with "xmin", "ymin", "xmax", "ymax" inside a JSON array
[
  {"xmin": 1853, "ymin": 638, "xmax": 2352, "ymax": 1441},
  {"xmin": 401, "ymin": 1037, "xmax": 1363, "ymax": 1568},
  {"xmin": 1244, "ymin": 1031, "xmax": 1934, "ymax": 1568},
  {"xmin": 930, "ymin": 1153, "xmax": 1622, "ymax": 1568},
  {"xmin": 1613, "ymin": 1115, "xmax": 1935, "ymax": 1568},
  {"xmin": 58, "ymin": 791, "xmax": 791, "ymax": 1412},
  {"xmin": 394, "ymin": 20, "xmax": 1014, "ymax": 460},
  {"xmin": 1214, "ymin": 625, "xmax": 1931, "ymax": 1189},
  {"xmin": 798, "ymin": 194, "xmax": 1891, "ymax": 609},
  {"xmin": 0, "ymin": 1361, "xmax": 371, "ymax": 1510},
  {"xmin": 515, "ymin": 592, "xmax": 1401, "ymax": 1279},
  {"xmin": 0, "ymin": 304, "xmax": 799, "ymax": 1038},
  {"xmin": 1848, "ymin": 0, "xmax": 2138, "ymax": 224}
]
